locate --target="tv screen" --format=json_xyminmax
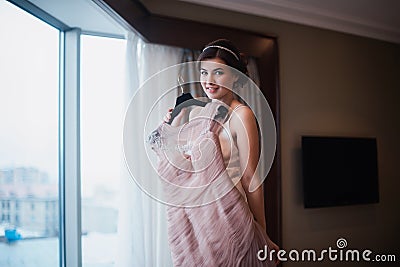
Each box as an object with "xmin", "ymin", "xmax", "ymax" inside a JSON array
[{"xmin": 302, "ymin": 136, "xmax": 379, "ymax": 208}]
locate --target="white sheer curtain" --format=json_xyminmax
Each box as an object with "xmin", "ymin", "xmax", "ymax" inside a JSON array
[{"xmin": 116, "ymin": 32, "xmax": 183, "ymax": 267}]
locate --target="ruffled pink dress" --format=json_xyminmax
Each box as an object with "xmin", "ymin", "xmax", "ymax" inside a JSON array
[{"xmin": 149, "ymin": 101, "xmax": 275, "ymax": 267}]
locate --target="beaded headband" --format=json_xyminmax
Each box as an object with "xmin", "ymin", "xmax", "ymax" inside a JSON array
[{"xmin": 202, "ymin": 45, "xmax": 239, "ymax": 61}]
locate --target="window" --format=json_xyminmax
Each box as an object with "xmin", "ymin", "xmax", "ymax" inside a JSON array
[
  {"xmin": 0, "ymin": 1, "xmax": 60, "ymax": 266},
  {"xmin": 1, "ymin": 1, "xmax": 127, "ymax": 266},
  {"xmin": 80, "ymin": 34, "xmax": 126, "ymax": 267}
]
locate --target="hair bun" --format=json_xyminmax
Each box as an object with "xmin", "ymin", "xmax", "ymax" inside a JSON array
[{"xmin": 239, "ymin": 53, "xmax": 248, "ymax": 67}]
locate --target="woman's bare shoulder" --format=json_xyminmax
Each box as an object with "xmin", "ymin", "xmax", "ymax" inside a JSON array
[
  {"xmin": 233, "ymin": 105, "xmax": 253, "ymax": 120},
  {"xmin": 231, "ymin": 105, "xmax": 256, "ymax": 130}
]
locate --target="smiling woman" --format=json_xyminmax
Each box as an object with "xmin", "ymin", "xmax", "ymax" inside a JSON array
[
  {"xmin": 200, "ymin": 58, "xmax": 239, "ymax": 101},
  {"xmin": 156, "ymin": 39, "xmax": 279, "ymax": 265}
]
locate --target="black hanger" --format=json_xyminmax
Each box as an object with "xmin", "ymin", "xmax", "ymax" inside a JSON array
[{"xmin": 168, "ymin": 77, "xmax": 208, "ymax": 124}]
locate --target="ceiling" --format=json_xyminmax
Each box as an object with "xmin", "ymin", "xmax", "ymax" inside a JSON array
[
  {"xmin": 23, "ymin": 0, "xmax": 400, "ymax": 44},
  {"xmin": 179, "ymin": 0, "xmax": 400, "ymax": 44},
  {"xmin": 27, "ymin": 0, "xmax": 126, "ymax": 37}
]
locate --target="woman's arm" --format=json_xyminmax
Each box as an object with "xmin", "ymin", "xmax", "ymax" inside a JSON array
[
  {"xmin": 231, "ymin": 106, "xmax": 266, "ymax": 228},
  {"xmin": 232, "ymin": 106, "xmax": 280, "ymax": 261}
]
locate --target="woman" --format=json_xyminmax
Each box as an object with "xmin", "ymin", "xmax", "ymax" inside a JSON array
[{"xmin": 164, "ymin": 39, "xmax": 279, "ymax": 264}]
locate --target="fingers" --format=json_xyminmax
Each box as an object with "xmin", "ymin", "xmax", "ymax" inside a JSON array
[
  {"xmin": 274, "ymin": 245, "xmax": 280, "ymax": 265},
  {"xmin": 163, "ymin": 113, "xmax": 171, "ymax": 123},
  {"xmin": 163, "ymin": 108, "xmax": 173, "ymax": 123},
  {"xmin": 266, "ymin": 237, "xmax": 280, "ymax": 265}
]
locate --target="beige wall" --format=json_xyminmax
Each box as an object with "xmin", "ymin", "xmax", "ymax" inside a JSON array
[
  {"xmin": 272, "ymin": 21, "xmax": 400, "ymax": 267},
  {"xmin": 253, "ymin": 14, "xmax": 400, "ymax": 265},
  {"xmin": 146, "ymin": 1, "xmax": 400, "ymax": 265}
]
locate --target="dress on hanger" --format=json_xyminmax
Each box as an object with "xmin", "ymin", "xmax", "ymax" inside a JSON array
[{"xmin": 148, "ymin": 101, "xmax": 275, "ymax": 267}]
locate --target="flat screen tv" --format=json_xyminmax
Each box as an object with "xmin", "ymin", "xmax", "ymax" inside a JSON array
[{"xmin": 302, "ymin": 136, "xmax": 379, "ymax": 208}]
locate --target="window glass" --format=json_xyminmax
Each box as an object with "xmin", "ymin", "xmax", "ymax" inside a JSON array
[
  {"xmin": 80, "ymin": 34, "xmax": 126, "ymax": 267},
  {"xmin": 0, "ymin": 1, "xmax": 60, "ymax": 266}
]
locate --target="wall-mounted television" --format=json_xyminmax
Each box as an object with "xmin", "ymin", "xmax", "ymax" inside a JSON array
[{"xmin": 302, "ymin": 136, "xmax": 379, "ymax": 208}]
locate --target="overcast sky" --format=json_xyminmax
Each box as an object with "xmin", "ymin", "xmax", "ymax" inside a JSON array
[{"xmin": 0, "ymin": 0, "xmax": 59, "ymax": 179}]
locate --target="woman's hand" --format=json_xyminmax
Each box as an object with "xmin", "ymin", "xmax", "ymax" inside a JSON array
[
  {"xmin": 163, "ymin": 107, "xmax": 188, "ymax": 126},
  {"xmin": 266, "ymin": 236, "xmax": 280, "ymax": 265},
  {"xmin": 163, "ymin": 108, "xmax": 173, "ymax": 123}
]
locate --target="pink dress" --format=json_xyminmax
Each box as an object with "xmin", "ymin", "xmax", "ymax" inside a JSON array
[{"xmin": 149, "ymin": 101, "xmax": 275, "ymax": 267}]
